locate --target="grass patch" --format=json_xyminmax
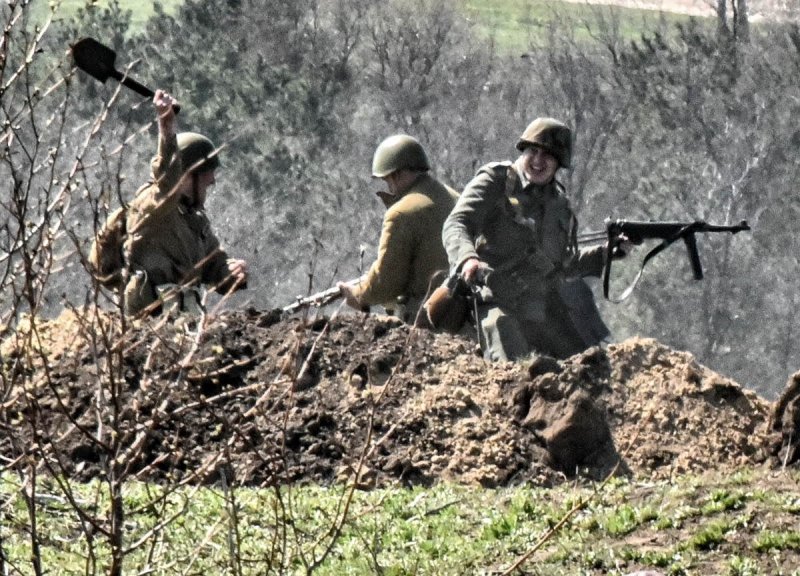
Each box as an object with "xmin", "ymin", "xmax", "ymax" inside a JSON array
[
  {"xmin": 1, "ymin": 468, "xmax": 798, "ymax": 574},
  {"xmin": 753, "ymin": 530, "xmax": 800, "ymax": 553},
  {"xmin": 785, "ymin": 493, "xmax": 800, "ymax": 514},
  {"xmin": 457, "ymin": 0, "xmax": 702, "ymax": 51},
  {"xmin": 728, "ymin": 555, "xmax": 761, "ymax": 576},
  {"xmin": 30, "ymin": 0, "xmax": 182, "ymax": 32},
  {"xmin": 687, "ymin": 518, "xmax": 732, "ymax": 550},
  {"xmin": 604, "ymin": 503, "xmax": 659, "ymax": 536},
  {"xmin": 701, "ymin": 488, "xmax": 749, "ymax": 514}
]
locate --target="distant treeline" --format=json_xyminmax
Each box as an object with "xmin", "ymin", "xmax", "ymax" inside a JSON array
[{"xmin": 5, "ymin": 0, "xmax": 800, "ymax": 396}]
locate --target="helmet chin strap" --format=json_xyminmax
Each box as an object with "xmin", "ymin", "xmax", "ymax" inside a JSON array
[
  {"xmin": 192, "ymin": 173, "xmax": 200, "ymax": 207},
  {"xmin": 180, "ymin": 173, "xmax": 203, "ymax": 210}
]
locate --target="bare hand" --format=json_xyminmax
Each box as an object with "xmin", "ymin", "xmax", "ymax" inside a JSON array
[
  {"xmin": 461, "ymin": 257, "xmax": 489, "ymax": 285},
  {"xmin": 153, "ymin": 89, "xmax": 178, "ymax": 135},
  {"xmin": 337, "ymin": 280, "xmax": 362, "ymax": 310},
  {"xmin": 227, "ymin": 258, "xmax": 248, "ymax": 284}
]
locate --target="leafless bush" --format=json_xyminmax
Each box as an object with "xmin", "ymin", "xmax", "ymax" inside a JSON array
[{"xmin": 0, "ymin": 4, "xmax": 393, "ymax": 574}]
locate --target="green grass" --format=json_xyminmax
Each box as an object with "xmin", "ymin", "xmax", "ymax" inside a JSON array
[
  {"xmin": 2, "ymin": 468, "xmax": 799, "ymax": 575},
  {"xmin": 458, "ymin": 0, "xmax": 703, "ymax": 51},
  {"xmin": 30, "ymin": 0, "xmax": 705, "ymax": 52},
  {"xmin": 31, "ymin": 0, "xmax": 182, "ymax": 32},
  {"xmin": 754, "ymin": 530, "xmax": 800, "ymax": 553}
]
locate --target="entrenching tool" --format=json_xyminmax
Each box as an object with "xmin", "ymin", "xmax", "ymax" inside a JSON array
[{"xmin": 70, "ymin": 37, "xmax": 180, "ymax": 113}]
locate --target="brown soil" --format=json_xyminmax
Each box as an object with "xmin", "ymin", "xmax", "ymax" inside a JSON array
[{"xmin": 1, "ymin": 307, "xmax": 796, "ymax": 488}]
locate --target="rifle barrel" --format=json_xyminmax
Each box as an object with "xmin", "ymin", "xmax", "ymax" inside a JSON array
[
  {"xmin": 577, "ymin": 230, "xmax": 607, "ymax": 245},
  {"xmin": 698, "ymin": 220, "xmax": 750, "ymax": 234},
  {"xmin": 281, "ymin": 284, "xmax": 345, "ymax": 315},
  {"xmin": 606, "ymin": 219, "xmax": 751, "ymax": 243}
]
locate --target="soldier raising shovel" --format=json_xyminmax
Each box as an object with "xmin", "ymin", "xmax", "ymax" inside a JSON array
[{"xmin": 77, "ymin": 38, "xmax": 248, "ymax": 316}]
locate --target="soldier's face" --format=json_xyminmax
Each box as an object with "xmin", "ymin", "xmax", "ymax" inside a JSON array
[
  {"xmin": 383, "ymin": 172, "xmax": 400, "ymax": 195},
  {"xmin": 195, "ymin": 170, "xmax": 216, "ymax": 206},
  {"xmin": 520, "ymin": 146, "xmax": 558, "ymax": 185}
]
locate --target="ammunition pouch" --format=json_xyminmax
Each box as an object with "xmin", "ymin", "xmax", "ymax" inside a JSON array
[
  {"xmin": 155, "ymin": 284, "xmax": 205, "ymax": 316},
  {"xmin": 423, "ymin": 271, "xmax": 470, "ymax": 333}
]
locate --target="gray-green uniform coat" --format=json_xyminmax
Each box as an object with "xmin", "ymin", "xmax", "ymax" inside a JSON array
[
  {"xmin": 443, "ymin": 161, "xmax": 607, "ymax": 361},
  {"xmin": 123, "ymin": 133, "xmax": 239, "ymax": 315}
]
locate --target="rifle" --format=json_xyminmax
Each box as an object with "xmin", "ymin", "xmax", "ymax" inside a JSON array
[
  {"xmin": 281, "ymin": 285, "xmax": 344, "ymax": 316},
  {"xmin": 602, "ymin": 218, "xmax": 751, "ymax": 301},
  {"xmin": 577, "ymin": 229, "xmax": 609, "ymax": 245}
]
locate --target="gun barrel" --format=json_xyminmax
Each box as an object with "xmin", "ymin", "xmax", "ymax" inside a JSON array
[
  {"xmin": 605, "ymin": 219, "xmax": 751, "ymax": 243},
  {"xmin": 698, "ymin": 220, "xmax": 750, "ymax": 234},
  {"xmin": 607, "ymin": 220, "xmax": 688, "ymax": 243},
  {"xmin": 577, "ymin": 230, "xmax": 608, "ymax": 245},
  {"xmin": 281, "ymin": 284, "xmax": 344, "ymax": 315}
]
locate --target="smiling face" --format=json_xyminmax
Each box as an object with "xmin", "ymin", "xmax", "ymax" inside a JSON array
[{"xmin": 518, "ymin": 145, "xmax": 559, "ymax": 186}]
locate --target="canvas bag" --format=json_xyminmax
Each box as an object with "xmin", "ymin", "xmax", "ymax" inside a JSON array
[{"xmin": 88, "ymin": 206, "xmax": 127, "ymax": 288}]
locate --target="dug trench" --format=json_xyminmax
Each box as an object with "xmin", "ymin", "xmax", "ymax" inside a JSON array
[{"xmin": 1, "ymin": 306, "xmax": 798, "ymax": 488}]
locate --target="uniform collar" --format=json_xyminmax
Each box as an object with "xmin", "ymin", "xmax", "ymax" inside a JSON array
[
  {"xmin": 512, "ymin": 163, "xmax": 555, "ymax": 196},
  {"xmin": 377, "ymin": 172, "xmax": 428, "ymax": 208},
  {"xmin": 397, "ymin": 171, "xmax": 427, "ymax": 196}
]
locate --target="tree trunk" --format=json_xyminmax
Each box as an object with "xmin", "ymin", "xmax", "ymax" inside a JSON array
[
  {"xmin": 717, "ymin": 0, "xmax": 728, "ymax": 35},
  {"xmin": 718, "ymin": 0, "xmax": 750, "ymax": 42},
  {"xmin": 735, "ymin": 0, "xmax": 750, "ymax": 42}
]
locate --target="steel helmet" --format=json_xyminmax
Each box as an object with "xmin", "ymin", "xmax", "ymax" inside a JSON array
[
  {"xmin": 371, "ymin": 134, "xmax": 430, "ymax": 178},
  {"xmin": 516, "ymin": 117, "xmax": 572, "ymax": 169},
  {"xmin": 177, "ymin": 132, "xmax": 220, "ymax": 174}
]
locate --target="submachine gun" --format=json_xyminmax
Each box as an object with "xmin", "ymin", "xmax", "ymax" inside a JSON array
[
  {"xmin": 602, "ymin": 218, "xmax": 751, "ymax": 301},
  {"xmin": 281, "ymin": 285, "xmax": 343, "ymax": 316}
]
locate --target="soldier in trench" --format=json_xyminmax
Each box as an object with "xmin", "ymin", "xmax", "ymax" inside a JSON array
[
  {"xmin": 338, "ymin": 134, "xmax": 459, "ymax": 325},
  {"xmin": 442, "ymin": 117, "xmax": 630, "ymax": 361}
]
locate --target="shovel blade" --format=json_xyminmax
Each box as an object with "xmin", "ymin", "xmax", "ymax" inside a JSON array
[
  {"xmin": 71, "ymin": 37, "xmax": 117, "ymax": 83},
  {"xmin": 70, "ymin": 36, "xmax": 180, "ymax": 114}
]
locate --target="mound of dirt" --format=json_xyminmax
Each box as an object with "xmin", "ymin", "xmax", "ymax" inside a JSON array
[{"xmin": 0, "ymin": 307, "xmax": 794, "ymax": 488}]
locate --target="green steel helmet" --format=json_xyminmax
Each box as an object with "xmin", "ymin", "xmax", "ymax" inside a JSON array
[
  {"xmin": 516, "ymin": 117, "xmax": 572, "ymax": 169},
  {"xmin": 177, "ymin": 132, "xmax": 220, "ymax": 174},
  {"xmin": 371, "ymin": 134, "xmax": 430, "ymax": 178}
]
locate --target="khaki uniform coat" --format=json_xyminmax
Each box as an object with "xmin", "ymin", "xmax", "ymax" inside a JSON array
[
  {"xmin": 123, "ymin": 133, "xmax": 236, "ymax": 315},
  {"xmin": 350, "ymin": 173, "xmax": 459, "ymax": 321},
  {"xmin": 443, "ymin": 161, "xmax": 607, "ymax": 360}
]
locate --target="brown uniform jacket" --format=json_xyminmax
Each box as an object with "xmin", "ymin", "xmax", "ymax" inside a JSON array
[
  {"xmin": 123, "ymin": 133, "xmax": 235, "ymax": 314},
  {"xmin": 350, "ymin": 173, "xmax": 459, "ymax": 312}
]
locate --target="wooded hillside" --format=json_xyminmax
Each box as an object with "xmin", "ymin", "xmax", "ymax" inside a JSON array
[{"xmin": 2, "ymin": 0, "xmax": 799, "ymax": 395}]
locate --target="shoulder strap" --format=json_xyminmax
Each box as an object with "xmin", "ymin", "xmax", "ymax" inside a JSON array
[
  {"xmin": 489, "ymin": 164, "xmax": 557, "ymax": 277},
  {"xmin": 502, "ymin": 164, "xmax": 537, "ymax": 234},
  {"xmin": 504, "ymin": 162, "xmax": 519, "ymax": 197},
  {"xmin": 603, "ymin": 226, "xmax": 693, "ymax": 302}
]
